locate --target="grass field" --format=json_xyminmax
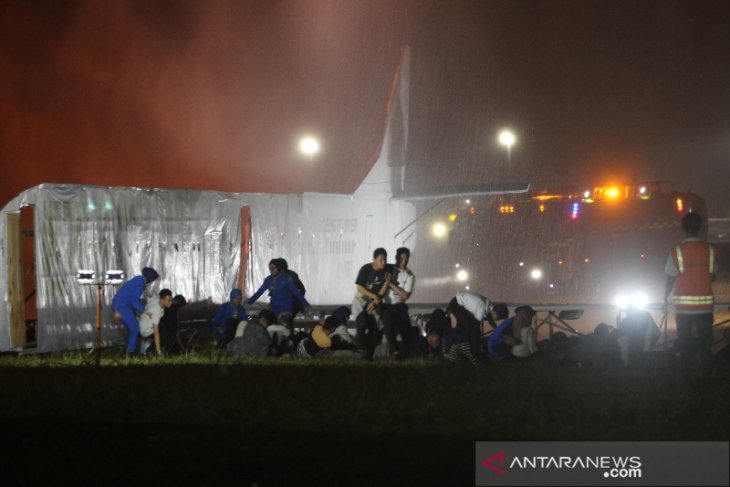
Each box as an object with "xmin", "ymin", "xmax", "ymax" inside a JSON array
[{"xmin": 1, "ymin": 351, "xmax": 728, "ymax": 485}]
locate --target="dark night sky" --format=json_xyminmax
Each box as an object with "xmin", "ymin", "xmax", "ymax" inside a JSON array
[{"xmin": 2, "ymin": 0, "xmax": 729, "ymax": 215}]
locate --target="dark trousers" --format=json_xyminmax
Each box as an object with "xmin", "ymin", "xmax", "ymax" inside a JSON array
[
  {"xmin": 355, "ymin": 310, "xmax": 382, "ymax": 359},
  {"xmin": 161, "ymin": 328, "xmax": 182, "ymax": 355},
  {"xmin": 675, "ymin": 312, "xmax": 714, "ymax": 382},
  {"xmin": 219, "ymin": 318, "xmax": 240, "ymax": 348},
  {"xmin": 382, "ymin": 303, "xmax": 412, "ymax": 356}
]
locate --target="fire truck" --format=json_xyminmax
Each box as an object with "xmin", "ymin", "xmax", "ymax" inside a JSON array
[{"xmin": 417, "ymin": 182, "xmax": 708, "ymax": 305}]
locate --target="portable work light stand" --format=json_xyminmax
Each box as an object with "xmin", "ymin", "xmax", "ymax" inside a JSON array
[{"xmin": 78, "ymin": 270, "xmax": 123, "ymax": 366}]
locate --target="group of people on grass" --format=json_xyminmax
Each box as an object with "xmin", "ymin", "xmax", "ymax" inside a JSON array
[
  {"xmin": 110, "ymin": 211, "xmax": 720, "ymax": 385},
  {"xmin": 107, "ymin": 248, "xmax": 668, "ymax": 367}
]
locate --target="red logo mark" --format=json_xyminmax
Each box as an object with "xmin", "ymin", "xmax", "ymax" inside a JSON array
[{"xmin": 481, "ymin": 451, "xmax": 507, "ymax": 475}]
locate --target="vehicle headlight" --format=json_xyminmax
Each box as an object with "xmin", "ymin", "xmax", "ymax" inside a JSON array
[{"xmin": 614, "ymin": 291, "xmax": 648, "ymax": 309}]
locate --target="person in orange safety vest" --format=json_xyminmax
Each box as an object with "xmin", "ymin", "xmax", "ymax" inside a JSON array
[{"xmin": 663, "ymin": 211, "xmax": 717, "ymax": 386}]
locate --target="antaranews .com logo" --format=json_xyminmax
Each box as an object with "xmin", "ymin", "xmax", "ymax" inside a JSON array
[
  {"xmin": 475, "ymin": 441, "xmax": 729, "ymax": 486},
  {"xmin": 482, "ymin": 451, "xmax": 643, "ymax": 479}
]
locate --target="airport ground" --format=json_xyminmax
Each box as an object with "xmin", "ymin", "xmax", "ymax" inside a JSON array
[{"xmin": 0, "ymin": 344, "xmax": 728, "ymax": 485}]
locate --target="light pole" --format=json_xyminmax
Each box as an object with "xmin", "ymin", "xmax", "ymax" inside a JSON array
[{"xmin": 498, "ymin": 129, "xmax": 516, "ymax": 172}]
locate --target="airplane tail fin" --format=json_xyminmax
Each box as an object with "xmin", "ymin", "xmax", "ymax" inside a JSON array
[
  {"xmin": 353, "ymin": 46, "xmax": 410, "ymax": 198},
  {"xmin": 353, "ymin": 46, "xmax": 530, "ymax": 200}
]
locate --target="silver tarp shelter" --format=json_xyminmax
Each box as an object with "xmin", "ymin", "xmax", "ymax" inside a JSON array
[{"xmin": 0, "ymin": 183, "xmax": 416, "ymax": 352}]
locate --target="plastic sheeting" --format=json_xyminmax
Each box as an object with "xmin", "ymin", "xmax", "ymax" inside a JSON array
[{"xmin": 0, "ymin": 184, "xmax": 416, "ymax": 352}]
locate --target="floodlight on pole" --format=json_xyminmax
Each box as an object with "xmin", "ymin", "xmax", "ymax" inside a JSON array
[
  {"xmin": 76, "ymin": 268, "xmax": 125, "ymax": 366},
  {"xmin": 299, "ymin": 136, "xmax": 320, "ymax": 159},
  {"xmin": 432, "ymin": 222, "xmax": 447, "ymax": 238},
  {"xmin": 498, "ymin": 129, "xmax": 516, "ymax": 170}
]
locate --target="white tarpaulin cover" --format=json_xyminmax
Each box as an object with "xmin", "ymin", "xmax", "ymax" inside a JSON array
[{"xmin": 0, "ymin": 183, "xmax": 416, "ymax": 353}]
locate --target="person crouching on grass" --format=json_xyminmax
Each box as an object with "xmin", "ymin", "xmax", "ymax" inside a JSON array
[
  {"xmin": 487, "ymin": 304, "xmax": 538, "ymax": 360},
  {"xmin": 138, "ymin": 289, "xmax": 174, "ymax": 356},
  {"xmin": 213, "ymin": 289, "xmax": 247, "ymax": 348},
  {"xmin": 443, "ymin": 299, "xmax": 481, "ymax": 366}
]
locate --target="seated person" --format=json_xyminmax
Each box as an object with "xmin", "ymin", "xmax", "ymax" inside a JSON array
[
  {"xmin": 487, "ymin": 305, "xmax": 537, "ymax": 359},
  {"xmin": 227, "ymin": 310, "xmax": 272, "ymax": 358},
  {"xmin": 614, "ymin": 306, "xmax": 660, "ymax": 365},
  {"xmin": 443, "ymin": 300, "xmax": 481, "ymax": 366},
  {"xmin": 510, "ymin": 305, "xmax": 537, "ymax": 357},
  {"xmin": 138, "ymin": 289, "xmax": 174, "ymax": 356},
  {"xmin": 261, "ymin": 309, "xmax": 291, "ymax": 356},
  {"xmin": 213, "ymin": 289, "xmax": 247, "ymax": 347}
]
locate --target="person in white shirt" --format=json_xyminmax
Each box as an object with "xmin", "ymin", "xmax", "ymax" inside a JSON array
[
  {"xmin": 456, "ymin": 291, "xmax": 493, "ymax": 332},
  {"xmin": 138, "ymin": 289, "xmax": 174, "ymax": 356},
  {"xmin": 387, "ymin": 247, "xmax": 415, "ymax": 305},
  {"xmin": 450, "ymin": 291, "xmax": 496, "ymax": 354},
  {"xmin": 383, "ymin": 247, "xmax": 417, "ymax": 358}
]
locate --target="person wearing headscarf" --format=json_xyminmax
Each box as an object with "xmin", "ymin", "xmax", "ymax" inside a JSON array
[
  {"xmin": 213, "ymin": 288, "xmax": 247, "ymax": 347},
  {"xmin": 248, "ymin": 259, "xmax": 310, "ymax": 326},
  {"xmin": 111, "ymin": 267, "xmax": 159, "ymax": 355}
]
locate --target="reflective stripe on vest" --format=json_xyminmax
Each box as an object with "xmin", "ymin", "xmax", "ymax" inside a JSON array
[
  {"xmin": 675, "ymin": 244, "xmax": 715, "ymax": 275},
  {"xmin": 673, "ymin": 295, "xmax": 714, "ymax": 305},
  {"xmin": 675, "ymin": 246, "xmax": 684, "ymax": 273},
  {"xmin": 672, "ymin": 242, "xmax": 714, "ymax": 311}
]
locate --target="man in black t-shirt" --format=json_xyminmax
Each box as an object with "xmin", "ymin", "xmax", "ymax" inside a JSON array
[{"xmin": 352, "ymin": 248, "xmax": 391, "ymax": 359}]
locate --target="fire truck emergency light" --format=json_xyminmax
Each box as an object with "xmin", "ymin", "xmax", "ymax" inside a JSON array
[{"xmin": 571, "ymin": 202, "xmax": 580, "ymax": 220}]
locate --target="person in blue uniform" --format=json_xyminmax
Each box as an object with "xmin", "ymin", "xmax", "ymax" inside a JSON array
[
  {"xmin": 248, "ymin": 259, "xmax": 310, "ymax": 326},
  {"xmin": 111, "ymin": 267, "xmax": 159, "ymax": 355},
  {"xmin": 213, "ymin": 288, "xmax": 247, "ymax": 347}
]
